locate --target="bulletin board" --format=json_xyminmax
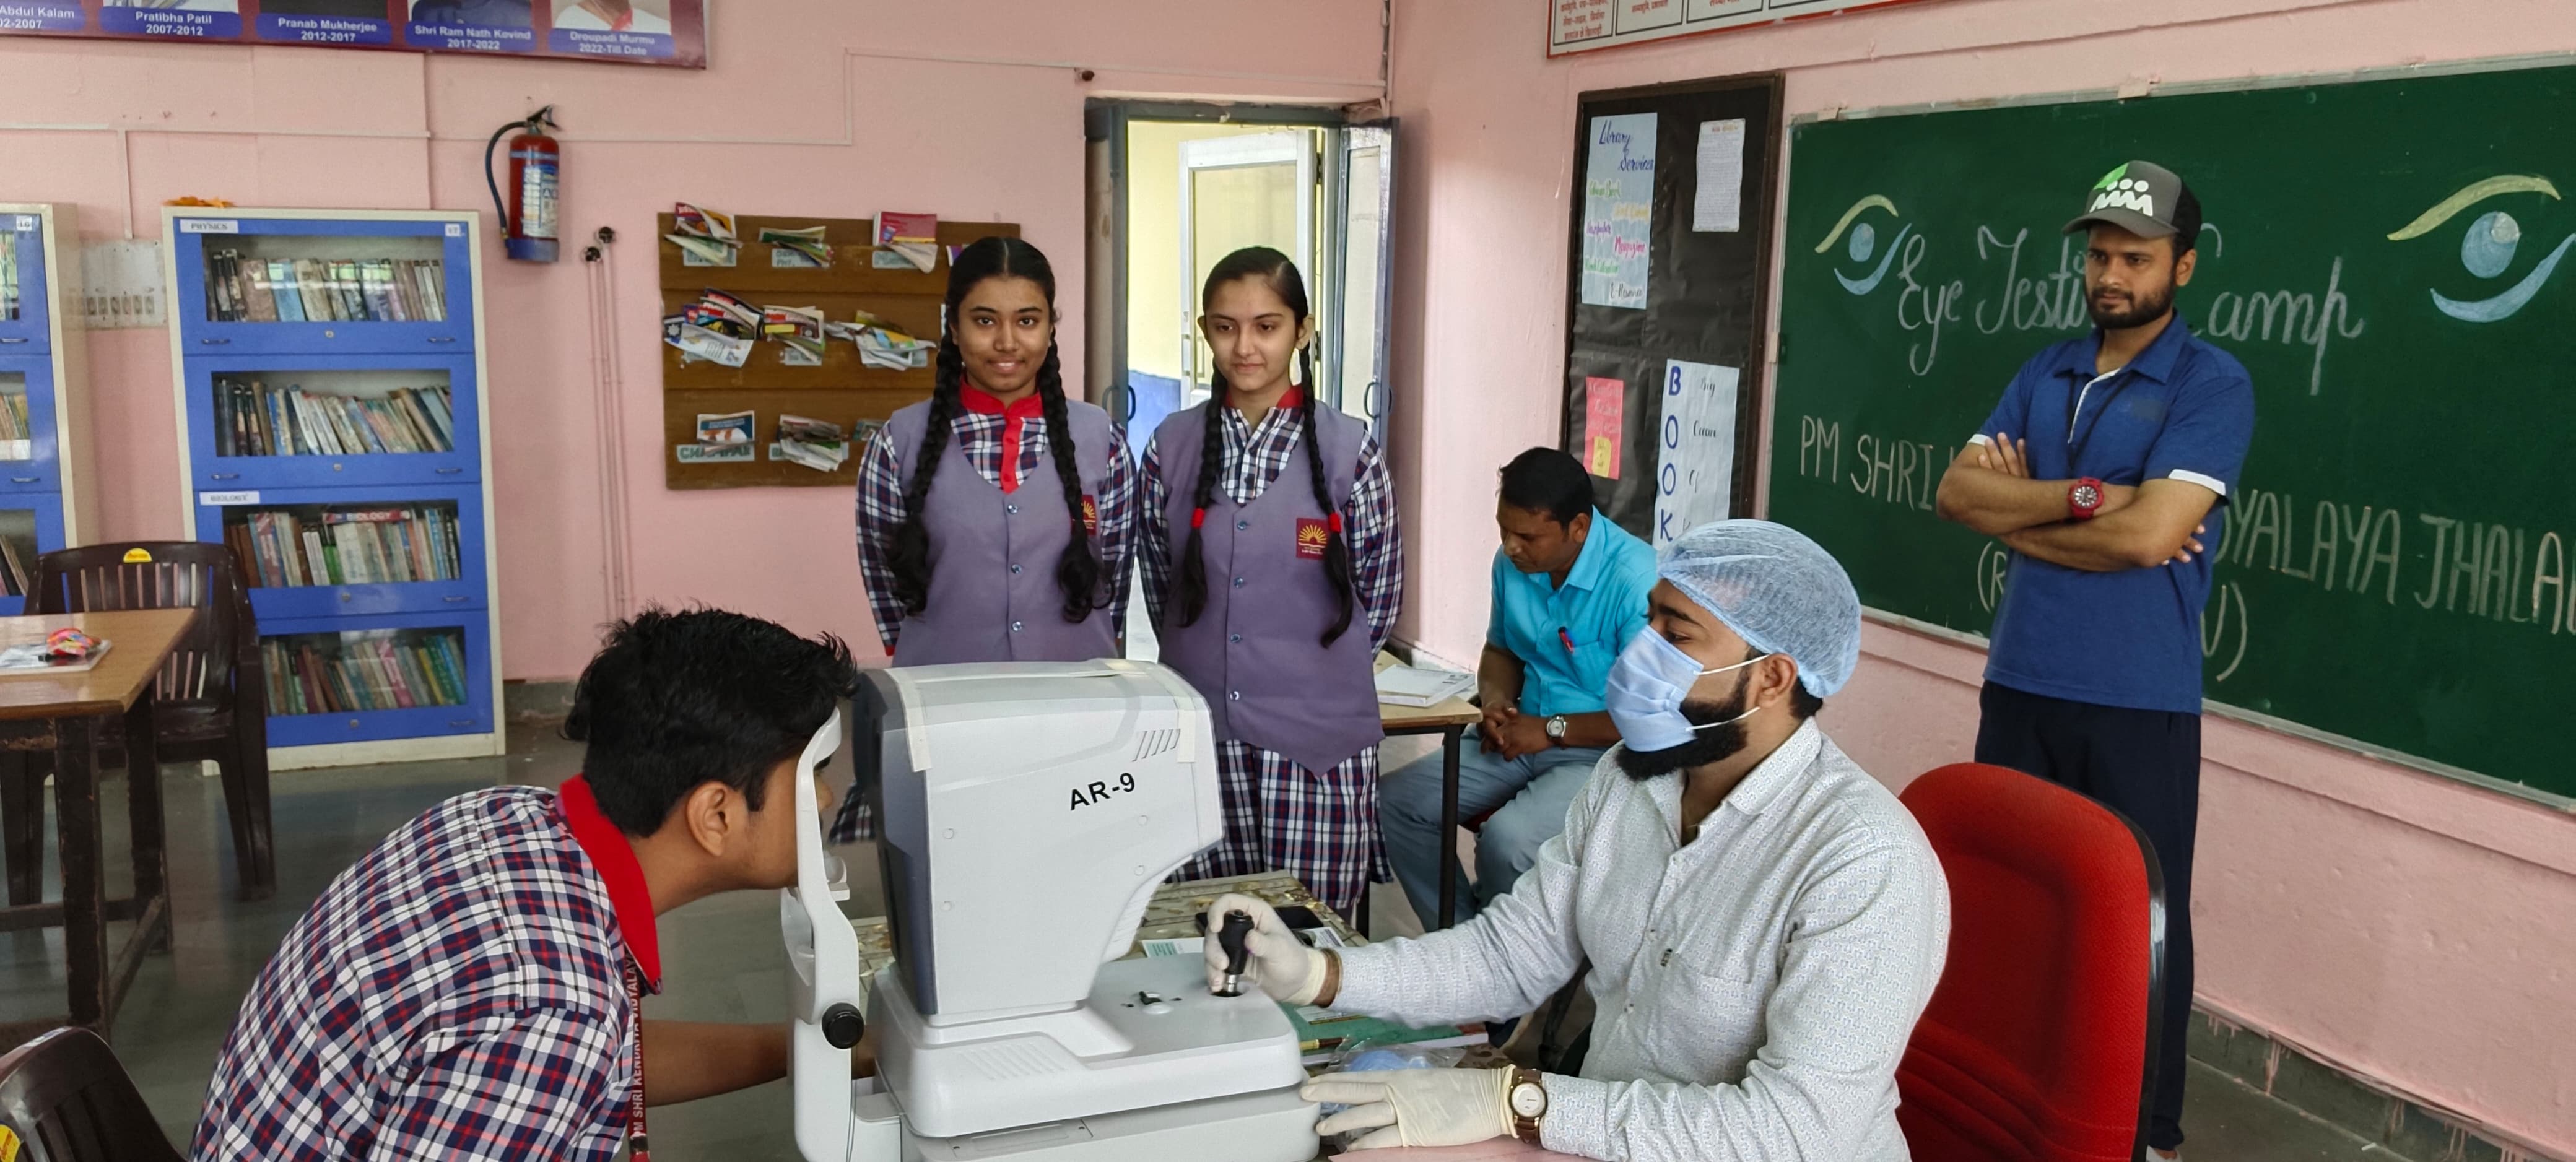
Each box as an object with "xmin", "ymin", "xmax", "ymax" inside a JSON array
[
  {"xmin": 658, "ymin": 214, "xmax": 1018, "ymax": 490},
  {"xmin": 1558, "ymin": 74, "xmax": 1782, "ymax": 548}
]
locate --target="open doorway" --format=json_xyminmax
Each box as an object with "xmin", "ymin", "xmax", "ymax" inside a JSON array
[{"xmin": 1087, "ymin": 102, "xmax": 1396, "ymax": 659}]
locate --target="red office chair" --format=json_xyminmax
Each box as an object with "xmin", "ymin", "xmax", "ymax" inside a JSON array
[{"xmin": 1895, "ymin": 763, "xmax": 2166, "ymax": 1162}]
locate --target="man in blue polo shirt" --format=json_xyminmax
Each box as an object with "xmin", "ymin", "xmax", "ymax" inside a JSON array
[
  {"xmin": 1382, "ymin": 448, "xmax": 1656, "ymax": 936},
  {"xmin": 1936, "ymin": 160, "xmax": 2253, "ymax": 1161}
]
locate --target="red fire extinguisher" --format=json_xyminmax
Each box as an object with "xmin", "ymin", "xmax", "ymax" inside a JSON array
[{"xmin": 484, "ymin": 106, "xmax": 560, "ymax": 262}]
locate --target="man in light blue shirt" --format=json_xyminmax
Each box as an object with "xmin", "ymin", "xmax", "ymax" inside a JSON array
[{"xmin": 1382, "ymin": 448, "xmax": 1656, "ymax": 933}]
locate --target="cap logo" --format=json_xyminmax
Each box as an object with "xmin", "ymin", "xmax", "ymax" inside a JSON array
[{"xmin": 2089, "ymin": 175, "xmax": 2156, "ymax": 220}]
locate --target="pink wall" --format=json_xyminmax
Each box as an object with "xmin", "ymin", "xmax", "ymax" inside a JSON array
[
  {"xmin": 1386, "ymin": 0, "xmax": 2576, "ymax": 1153},
  {"xmin": 0, "ymin": 0, "xmax": 1388, "ymax": 680},
  {"xmin": 12, "ymin": 0, "xmax": 2575, "ymax": 1149}
]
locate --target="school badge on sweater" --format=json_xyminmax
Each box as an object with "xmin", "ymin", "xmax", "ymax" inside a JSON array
[{"xmin": 1295, "ymin": 518, "xmax": 1329, "ymax": 560}]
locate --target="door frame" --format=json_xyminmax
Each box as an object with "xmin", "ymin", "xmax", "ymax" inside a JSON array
[{"xmin": 1086, "ymin": 100, "xmax": 1373, "ymax": 435}]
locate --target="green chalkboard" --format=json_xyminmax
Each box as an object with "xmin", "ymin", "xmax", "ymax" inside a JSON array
[{"xmin": 1769, "ymin": 63, "xmax": 2576, "ymax": 804}]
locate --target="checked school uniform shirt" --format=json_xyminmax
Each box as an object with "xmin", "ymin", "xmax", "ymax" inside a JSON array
[
  {"xmin": 192, "ymin": 778, "xmax": 659, "ymax": 1161},
  {"xmin": 853, "ymin": 388, "xmax": 1139, "ymax": 659},
  {"xmin": 1140, "ymin": 396, "xmax": 1403, "ymax": 917},
  {"xmin": 839, "ymin": 386, "xmax": 1140, "ymax": 843}
]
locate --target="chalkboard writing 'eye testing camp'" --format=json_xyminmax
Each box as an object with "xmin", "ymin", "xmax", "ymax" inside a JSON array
[
  {"xmin": 1769, "ymin": 62, "xmax": 2576, "ymax": 806},
  {"xmin": 1560, "ymin": 76, "xmax": 1781, "ymax": 553}
]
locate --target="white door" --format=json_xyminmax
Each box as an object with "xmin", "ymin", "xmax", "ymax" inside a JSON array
[{"xmin": 1177, "ymin": 132, "xmax": 1315, "ymax": 406}]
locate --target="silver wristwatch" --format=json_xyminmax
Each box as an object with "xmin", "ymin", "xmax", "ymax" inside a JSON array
[{"xmin": 1544, "ymin": 714, "xmax": 1569, "ymax": 743}]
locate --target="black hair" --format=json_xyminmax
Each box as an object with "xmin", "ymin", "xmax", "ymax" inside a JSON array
[
  {"xmin": 564, "ymin": 606, "xmax": 859, "ymax": 836},
  {"xmin": 885, "ymin": 236, "xmax": 1102, "ymax": 624},
  {"xmin": 1790, "ymin": 684, "xmax": 1824, "ymax": 721},
  {"xmin": 2170, "ymin": 183, "xmax": 2203, "ymax": 259},
  {"xmin": 1170, "ymin": 246, "xmax": 1355, "ymax": 646},
  {"xmin": 1498, "ymin": 446, "xmax": 1593, "ymax": 525}
]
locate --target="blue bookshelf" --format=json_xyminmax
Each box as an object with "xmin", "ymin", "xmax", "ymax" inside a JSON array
[
  {"xmin": 165, "ymin": 208, "xmax": 503, "ymax": 768},
  {"xmin": 0, "ymin": 203, "xmax": 98, "ymax": 616}
]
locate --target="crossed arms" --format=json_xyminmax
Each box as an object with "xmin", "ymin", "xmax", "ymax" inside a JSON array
[{"xmin": 1934, "ymin": 435, "xmax": 2214, "ymax": 572}]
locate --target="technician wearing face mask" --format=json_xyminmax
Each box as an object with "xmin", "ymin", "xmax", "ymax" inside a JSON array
[{"xmin": 1204, "ymin": 521, "xmax": 1951, "ymax": 1161}]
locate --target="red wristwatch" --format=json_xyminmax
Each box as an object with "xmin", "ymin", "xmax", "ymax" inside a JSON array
[{"xmin": 2068, "ymin": 477, "xmax": 2106, "ymax": 521}]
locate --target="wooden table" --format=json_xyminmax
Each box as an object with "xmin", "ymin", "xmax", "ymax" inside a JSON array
[
  {"xmin": 1378, "ymin": 654, "xmax": 1482, "ymax": 932},
  {"xmin": 0, "ymin": 609, "xmax": 196, "ymax": 1048}
]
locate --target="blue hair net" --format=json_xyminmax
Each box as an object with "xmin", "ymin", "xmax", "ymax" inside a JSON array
[{"xmin": 1655, "ymin": 519, "xmax": 1861, "ymax": 698}]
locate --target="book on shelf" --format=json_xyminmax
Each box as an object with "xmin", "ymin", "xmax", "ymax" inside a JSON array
[
  {"xmin": 225, "ymin": 506, "xmax": 463, "ymax": 588},
  {"xmin": 266, "ymin": 260, "xmax": 306, "ymax": 322},
  {"xmin": 263, "ymin": 630, "xmax": 468, "ymax": 716},
  {"xmin": 214, "ymin": 380, "xmax": 455, "ymax": 457},
  {"xmin": 0, "ymin": 391, "xmax": 31, "ymax": 461},
  {"xmin": 0, "ymin": 535, "xmax": 27, "ymax": 598},
  {"xmin": 204, "ymin": 253, "xmax": 448, "ymax": 324},
  {"xmin": 242, "ymin": 255, "xmax": 278, "ymax": 323}
]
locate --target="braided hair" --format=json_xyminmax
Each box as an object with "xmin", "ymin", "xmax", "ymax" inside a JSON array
[
  {"xmin": 885, "ymin": 236, "xmax": 1102, "ymax": 623},
  {"xmin": 1172, "ymin": 246, "xmax": 1357, "ymax": 646}
]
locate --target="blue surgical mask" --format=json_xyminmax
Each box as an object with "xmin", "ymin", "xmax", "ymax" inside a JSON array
[{"xmin": 1604, "ymin": 628, "xmax": 1772, "ymax": 752}]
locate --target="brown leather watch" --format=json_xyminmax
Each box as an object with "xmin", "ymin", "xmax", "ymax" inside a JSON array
[{"xmin": 1507, "ymin": 1065, "xmax": 1548, "ymax": 1143}]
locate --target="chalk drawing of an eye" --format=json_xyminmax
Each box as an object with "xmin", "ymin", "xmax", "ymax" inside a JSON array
[
  {"xmin": 2388, "ymin": 175, "xmax": 2574, "ymax": 323},
  {"xmin": 1814, "ymin": 195, "xmax": 1910, "ymax": 296}
]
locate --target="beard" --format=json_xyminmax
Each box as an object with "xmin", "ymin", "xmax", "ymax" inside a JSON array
[
  {"xmin": 2086, "ymin": 279, "xmax": 2175, "ymax": 329},
  {"xmin": 1616, "ymin": 671, "xmax": 1753, "ymax": 781}
]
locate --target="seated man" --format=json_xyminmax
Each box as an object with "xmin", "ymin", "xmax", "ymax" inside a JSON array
[
  {"xmin": 1381, "ymin": 447, "xmax": 1655, "ymax": 930},
  {"xmin": 1210, "ymin": 521, "xmax": 1951, "ymax": 1160},
  {"xmin": 193, "ymin": 608, "xmax": 861, "ymax": 1161}
]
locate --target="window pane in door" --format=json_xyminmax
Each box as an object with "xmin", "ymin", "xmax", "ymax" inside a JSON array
[{"xmin": 1190, "ymin": 162, "xmax": 1302, "ymax": 397}]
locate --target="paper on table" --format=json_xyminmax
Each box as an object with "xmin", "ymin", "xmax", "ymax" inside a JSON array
[
  {"xmin": 1375, "ymin": 660, "xmax": 1476, "ymax": 708},
  {"xmin": 0, "ymin": 639, "xmax": 112, "ymax": 674},
  {"xmin": 1653, "ymin": 360, "xmax": 1739, "ymax": 547},
  {"xmin": 1693, "ymin": 118, "xmax": 1746, "ymax": 233}
]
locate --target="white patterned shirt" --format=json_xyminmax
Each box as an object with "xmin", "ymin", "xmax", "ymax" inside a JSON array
[{"xmin": 1336, "ymin": 721, "xmax": 1951, "ymax": 1161}]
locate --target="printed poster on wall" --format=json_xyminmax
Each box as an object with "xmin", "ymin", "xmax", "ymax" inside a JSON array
[
  {"xmin": 1654, "ymin": 359, "xmax": 1739, "ymax": 547},
  {"xmin": 1580, "ymin": 112, "xmax": 1656, "ymax": 309},
  {"xmin": 1549, "ymin": 0, "xmax": 1944, "ymax": 57},
  {"xmin": 0, "ymin": 1, "xmax": 707, "ymax": 67},
  {"xmin": 1584, "ymin": 375, "xmax": 1626, "ymax": 478}
]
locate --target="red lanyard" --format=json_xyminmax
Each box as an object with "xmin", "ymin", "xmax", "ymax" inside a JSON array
[{"xmin": 624, "ymin": 960, "xmax": 651, "ymax": 1161}]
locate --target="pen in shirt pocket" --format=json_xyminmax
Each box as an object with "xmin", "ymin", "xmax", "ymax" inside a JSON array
[{"xmin": 1559, "ymin": 627, "xmax": 1576, "ymax": 654}]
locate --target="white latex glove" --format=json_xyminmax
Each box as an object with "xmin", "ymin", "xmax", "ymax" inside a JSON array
[
  {"xmin": 1199, "ymin": 893, "xmax": 1327, "ymax": 1004},
  {"xmin": 1301, "ymin": 1066, "xmax": 1515, "ymax": 1150}
]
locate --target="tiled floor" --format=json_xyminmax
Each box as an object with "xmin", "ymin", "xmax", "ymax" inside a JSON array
[{"xmin": 2, "ymin": 724, "xmax": 2395, "ymax": 1159}]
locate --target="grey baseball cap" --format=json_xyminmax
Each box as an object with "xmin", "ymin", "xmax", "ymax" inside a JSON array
[{"xmin": 2064, "ymin": 160, "xmax": 2186, "ymax": 237}]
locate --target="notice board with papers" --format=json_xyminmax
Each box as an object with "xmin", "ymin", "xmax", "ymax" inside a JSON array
[
  {"xmin": 656, "ymin": 214, "xmax": 1019, "ymax": 490},
  {"xmin": 1558, "ymin": 75, "xmax": 1781, "ymax": 550}
]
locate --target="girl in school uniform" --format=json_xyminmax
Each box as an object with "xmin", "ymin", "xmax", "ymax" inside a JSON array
[
  {"xmin": 837, "ymin": 235, "xmax": 1137, "ymax": 841},
  {"xmin": 1144, "ymin": 246, "xmax": 1404, "ymax": 921}
]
